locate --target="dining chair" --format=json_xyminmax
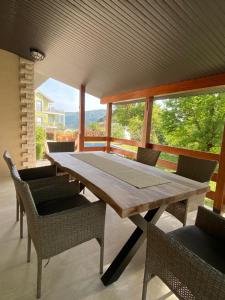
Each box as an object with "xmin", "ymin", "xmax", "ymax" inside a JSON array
[
  {"xmin": 47, "ymin": 141, "xmax": 75, "ymax": 153},
  {"xmin": 142, "ymin": 206, "xmax": 225, "ymax": 300},
  {"xmin": 3, "ymin": 151, "xmax": 81, "ymax": 238},
  {"xmin": 166, "ymin": 155, "xmax": 217, "ymax": 225},
  {"xmin": 136, "ymin": 147, "xmax": 161, "ymax": 166},
  {"xmin": 11, "ymin": 165, "xmax": 106, "ymax": 298}
]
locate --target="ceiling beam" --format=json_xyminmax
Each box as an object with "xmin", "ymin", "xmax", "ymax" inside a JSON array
[{"xmin": 100, "ymin": 72, "xmax": 225, "ymax": 104}]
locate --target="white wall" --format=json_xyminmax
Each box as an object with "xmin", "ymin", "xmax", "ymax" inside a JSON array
[{"xmin": 0, "ymin": 49, "xmax": 21, "ymax": 176}]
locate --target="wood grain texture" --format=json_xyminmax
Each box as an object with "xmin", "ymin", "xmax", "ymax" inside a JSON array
[
  {"xmin": 84, "ymin": 136, "xmax": 107, "ymax": 141},
  {"xmin": 214, "ymin": 124, "xmax": 225, "ymax": 212},
  {"xmin": 83, "ymin": 146, "xmax": 106, "ymax": 152},
  {"xmin": 142, "ymin": 97, "xmax": 153, "ymax": 147},
  {"xmin": 149, "ymin": 143, "xmax": 220, "ymax": 161},
  {"xmin": 46, "ymin": 152, "xmax": 208, "ymax": 218},
  {"xmin": 110, "ymin": 138, "xmax": 141, "ymax": 147},
  {"xmin": 101, "ymin": 72, "xmax": 225, "ymax": 104},
  {"xmin": 106, "ymin": 103, "xmax": 112, "ymax": 152},
  {"xmin": 78, "ymin": 84, "xmax": 85, "ymax": 152},
  {"xmin": 110, "ymin": 147, "xmax": 137, "ymax": 159}
]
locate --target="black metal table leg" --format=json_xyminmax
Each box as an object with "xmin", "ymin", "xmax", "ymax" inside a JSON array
[{"xmin": 101, "ymin": 208, "xmax": 159, "ymax": 286}]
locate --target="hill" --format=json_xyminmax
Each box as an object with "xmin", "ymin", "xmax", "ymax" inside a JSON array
[{"xmin": 65, "ymin": 109, "xmax": 106, "ymax": 129}]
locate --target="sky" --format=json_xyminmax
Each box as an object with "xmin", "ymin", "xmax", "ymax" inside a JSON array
[{"xmin": 37, "ymin": 78, "xmax": 106, "ymax": 112}]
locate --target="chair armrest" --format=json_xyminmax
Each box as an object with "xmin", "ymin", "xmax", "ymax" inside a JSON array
[
  {"xmin": 147, "ymin": 223, "xmax": 225, "ymax": 299},
  {"xmin": 19, "ymin": 165, "xmax": 57, "ymax": 180},
  {"xmin": 196, "ymin": 206, "xmax": 225, "ymax": 241},
  {"xmin": 31, "ymin": 181, "xmax": 81, "ymax": 204}
]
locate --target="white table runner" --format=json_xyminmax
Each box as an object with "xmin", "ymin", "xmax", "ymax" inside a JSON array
[{"xmin": 71, "ymin": 153, "xmax": 169, "ymax": 188}]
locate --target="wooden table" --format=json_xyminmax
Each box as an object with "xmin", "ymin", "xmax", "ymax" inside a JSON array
[{"xmin": 46, "ymin": 151, "xmax": 209, "ymax": 285}]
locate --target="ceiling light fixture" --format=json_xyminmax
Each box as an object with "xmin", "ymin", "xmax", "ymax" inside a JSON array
[{"xmin": 30, "ymin": 48, "xmax": 45, "ymax": 62}]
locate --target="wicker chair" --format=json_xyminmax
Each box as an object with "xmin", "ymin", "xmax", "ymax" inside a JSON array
[
  {"xmin": 47, "ymin": 141, "xmax": 75, "ymax": 153},
  {"xmin": 142, "ymin": 206, "xmax": 225, "ymax": 300},
  {"xmin": 11, "ymin": 165, "xmax": 106, "ymax": 298},
  {"xmin": 166, "ymin": 155, "xmax": 217, "ymax": 225},
  {"xmin": 3, "ymin": 151, "xmax": 81, "ymax": 238},
  {"xmin": 136, "ymin": 147, "xmax": 161, "ymax": 166}
]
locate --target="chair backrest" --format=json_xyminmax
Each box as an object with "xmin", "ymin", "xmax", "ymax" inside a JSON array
[
  {"xmin": 11, "ymin": 165, "xmax": 40, "ymax": 244},
  {"xmin": 3, "ymin": 150, "xmax": 14, "ymax": 173},
  {"xmin": 176, "ymin": 155, "xmax": 217, "ymax": 183},
  {"xmin": 47, "ymin": 141, "xmax": 75, "ymax": 153},
  {"xmin": 136, "ymin": 147, "xmax": 161, "ymax": 166}
]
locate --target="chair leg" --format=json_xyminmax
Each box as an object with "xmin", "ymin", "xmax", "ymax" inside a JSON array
[
  {"xmin": 100, "ymin": 240, "xmax": 104, "ymax": 275},
  {"xmin": 19, "ymin": 205, "xmax": 23, "ymax": 239},
  {"xmin": 37, "ymin": 257, "xmax": 42, "ymax": 299},
  {"xmin": 16, "ymin": 197, "xmax": 19, "ymax": 222},
  {"xmin": 142, "ymin": 272, "xmax": 151, "ymax": 300},
  {"xmin": 27, "ymin": 233, "xmax": 31, "ymax": 263}
]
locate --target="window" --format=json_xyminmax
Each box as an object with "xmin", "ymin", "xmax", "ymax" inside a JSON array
[
  {"xmin": 48, "ymin": 103, "xmax": 53, "ymax": 112},
  {"xmin": 36, "ymin": 116, "xmax": 42, "ymax": 125},
  {"xmin": 48, "ymin": 115, "xmax": 54, "ymax": 124},
  {"xmin": 36, "ymin": 100, "xmax": 42, "ymax": 112}
]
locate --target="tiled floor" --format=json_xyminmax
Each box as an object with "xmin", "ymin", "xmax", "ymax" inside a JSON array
[{"xmin": 0, "ymin": 176, "xmax": 196, "ymax": 300}]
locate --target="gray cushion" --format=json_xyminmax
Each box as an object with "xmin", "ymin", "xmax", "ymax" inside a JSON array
[{"xmin": 169, "ymin": 226, "xmax": 225, "ymax": 274}]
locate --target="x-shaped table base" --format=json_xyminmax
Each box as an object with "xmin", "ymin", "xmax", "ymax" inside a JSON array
[{"xmin": 101, "ymin": 204, "xmax": 168, "ymax": 286}]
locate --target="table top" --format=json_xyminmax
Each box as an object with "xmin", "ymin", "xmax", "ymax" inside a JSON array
[{"xmin": 46, "ymin": 151, "xmax": 209, "ymax": 218}]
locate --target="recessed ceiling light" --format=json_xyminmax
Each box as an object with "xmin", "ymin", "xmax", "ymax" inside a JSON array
[{"xmin": 30, "ymin": 48, "xmax": 45, "ymax": 62}]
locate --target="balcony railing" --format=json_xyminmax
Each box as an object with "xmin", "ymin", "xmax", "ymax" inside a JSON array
[{"xmin": 82, "ymin": 136, "xmax": 221, "ymax": 204}]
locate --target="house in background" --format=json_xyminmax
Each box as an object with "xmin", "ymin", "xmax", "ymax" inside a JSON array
[{"xmin": 35, "ymin": 90, "xmax": 65, "ymax": 131}]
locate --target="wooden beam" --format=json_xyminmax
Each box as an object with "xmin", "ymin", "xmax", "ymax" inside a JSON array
[
  {"xmin": 214, "ymin": 123, "xmax": 225, "ymax": 213},
  {"xmin": 142, "ymin": 97, "xmax": 153, "ymax": 147},
  {"xmin": 83, "ymin": 146, "xmax": 106, "ymax": 152},
  {"xmin": 111, "ymin": 137, "xmax": 142, "ymax": 147},
  {"xmin": 149, "ymin": 143, "xmax": 220, "ymax": 161},
  {"xmin": 101, "ymin": 72, "xmax": 225, "ymax": 104},
  {"xmin": 78, "ymin": 84, "xmax": 85, "ymax": 152},
  {"xmin": 106, "ymin": 103, "xmax": 112, "ymax": 152},
  {"xmin": 84, "ymin": 136, "xmax": 107, "ymax": 141},
  {"xmin": 110, "ymin": 147, "xmax": 137, "ymax": 159}
]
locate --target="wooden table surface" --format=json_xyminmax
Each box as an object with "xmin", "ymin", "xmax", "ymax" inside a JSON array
[{"xmin": 46, "ymin": 151, "xmax": 209, "ymax": 218}]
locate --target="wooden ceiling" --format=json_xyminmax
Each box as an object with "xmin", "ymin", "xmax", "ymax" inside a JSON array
[{"xmin": 1, "ymin": 0, "xmax": 225, "ymax": 98}]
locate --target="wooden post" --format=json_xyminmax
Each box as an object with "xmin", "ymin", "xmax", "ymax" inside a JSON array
[
  {"xmin": 106, "ymin": 103, "xmax": 112, "ymax": 152},
  {"xmin": 142, "ymin": 97, "xmax": 153, "ymax": 148},
  {"xmin": 78, "ymin": 84, "xmax": 85, "ymax": 152},
  {"xmin": 214, "ymin": 123, "xmax": 225, "ymax": 213}
]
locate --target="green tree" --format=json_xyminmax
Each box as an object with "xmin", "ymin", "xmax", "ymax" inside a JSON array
[
  {"xmin": 111, "ymin": 123, "xmax": 125, "ymax": 138},
  {"xmin": 36, "ymin": 126, "xmax": 46, "ymax": 159},
  {"xmin": 113, "ymin": 102, "xmax": 145, "ymax": 140},
  {"xmin": 88, "ymin": 122, "xmax": 100, "ymax": 131},
  {"xmin": 161, "ymin": 94, "xmax": 225, "ymax": 152},
  {"xmin": 113, "ymin": 102, "xmax": 164, "ymax": 142}
]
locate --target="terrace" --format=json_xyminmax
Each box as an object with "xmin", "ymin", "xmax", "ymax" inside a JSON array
[{"xmin": 0, "ymin": 1, "xmax": 225, "ymax": 299}]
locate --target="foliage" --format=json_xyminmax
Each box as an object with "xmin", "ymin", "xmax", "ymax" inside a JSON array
[
  {"xmin": 111, "ymin": 123, "xmax": 125, "ymax": 138},
  {"xmin": 35, "ymin": 127, "xmax": 46, "ymax": 159},
  {"xmin": 112, "ymin": 102, "xmax": 145, "ymax": 140},
  {"xmin": 161, "ymin": 94, "xmax": 225, "ymax": 152},
  {"xmin": 88, "ymin": 122, "xmax": 101, "ymax": 131},
  {"xmin": 112, "ymin": 93, "xmax": 225, "ymax": 153}
]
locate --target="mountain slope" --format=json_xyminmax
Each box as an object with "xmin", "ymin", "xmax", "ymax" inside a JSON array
[{"xmin": 65, "ymin": 109, "xmax": 106, "ymax": 129}]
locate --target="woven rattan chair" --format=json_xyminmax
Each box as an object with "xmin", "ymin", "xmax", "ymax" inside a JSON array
[
  {"xmin": 142, "ymin": 206, "xmax": 225, "ymax": 300},
  {"xmin": 166, "ymin": 155, "xmax": 217, "ymax": 225},
  {"xmin": 3, "ymin": 151, "xmax": 81, "ymax": 238},
  {"xmin": 11, "ymin": 165, "xmax": 106, "ymax": 298},
  {"xmin": 136, "ymin": 147, "xmax": 161, "ymax": 166},
  {"xmin": 47, "ymin": 141, "xmax": 75, "ymax": 153}
]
